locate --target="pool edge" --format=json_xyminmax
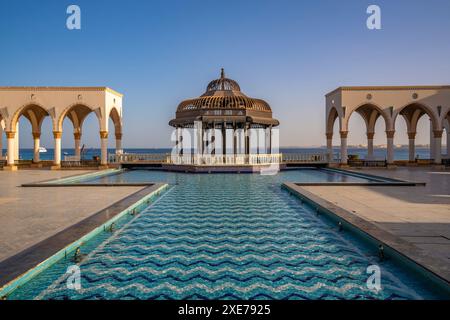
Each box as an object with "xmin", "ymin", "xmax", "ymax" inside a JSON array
[
  {"xmin": 282, "ymin": 182, "xmax": 450, "ymax": 293},
  {"xmin": 0, "ymin": 182, "xmax": 169, "ymax": 299}
]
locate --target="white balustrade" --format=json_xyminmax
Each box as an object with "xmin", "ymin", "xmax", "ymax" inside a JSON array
[{"xmin": 109, "ymin": 152, "xmax": 331, "ymax": 164}]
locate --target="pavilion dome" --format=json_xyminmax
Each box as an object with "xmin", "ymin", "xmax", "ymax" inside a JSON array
[
  {"xmin": 169, "ymin": 68, "xmax": 279, "ymax": 127},
  {"xmin": 205, "ymin": 68, "xmax": 241, "ymax": 92},
  {"xmin": 176, "ymin": 69, "xmax": 272, "ymax": 113}
]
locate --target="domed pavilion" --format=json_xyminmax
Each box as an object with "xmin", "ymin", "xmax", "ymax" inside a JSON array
[{"xmin": 169, "ymin": 69, "xmax": 280, "ymax": 168}]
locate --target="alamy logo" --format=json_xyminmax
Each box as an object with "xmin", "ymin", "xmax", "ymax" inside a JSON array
[
  {"xmin": 66, "ymin": 265, "xmax": 81, "ymax": 290},
  {"xmin": 366, "ymin": 265, "xmax": 381, "ymax": 292},
  {"xmin": 366, "ymin": 5, "xmax": 381, "ymax": 30},
  {"xmin": 66, "ymin": 5, "xmax": 81, "ymax": 30}
]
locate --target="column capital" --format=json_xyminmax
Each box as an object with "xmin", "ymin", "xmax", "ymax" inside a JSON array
[
  {"xmin": 325, "ymin": 132, "xmax": 333, "ymax": 139},
  {"xmin": 385, "ymin": 130, "xmax": 395, "ymax": 139},
  {"xmin": 407, "ymin": 132, "xmax": 416, "ymax": 139},
  {"xmin": 32, "ymin": 132, "xmax": 41, "ymax": 139},
  {"xmin": 100, "ymin": 131, "xmax": 108, "ymax": 139},
  {"xmin": 53, "ymin": 131, "xmax": 62, "ymax": 139},
  {"xmin": 5, "ymin": 131, "xmax": 16, "ymax": 139},
  {"xmin": 366, "ymin": 132, "xmax": 375, "ymax": 139},
  {"xmin": 74, "ymin": 132, "xmax": 82, "ymax": 140},
  {"xmin": 115, "ymin": 132, "xmax": 123, "ymax": 140},
  {"xmin": 433, "ymin": 130, "xmax": 443, "ymax": 138},
  {"xmin": 339, "ymin": 131, "xmax": 348, "ymax": 139}
]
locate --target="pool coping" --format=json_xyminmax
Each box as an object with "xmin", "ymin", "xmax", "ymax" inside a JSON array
[
  {"xmin": 21, "ymin": 168, "xmax": 123, "ymax": 186},
  {"xmin": 0, "ymin": 182, "xmax": 169, "ymax": 299},
  {"xmin": 282, "ymin": 182, "xmax": 450, "ymax": 287}
]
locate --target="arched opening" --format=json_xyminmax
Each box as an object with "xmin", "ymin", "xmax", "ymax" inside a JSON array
[
  {"xmin": 443, "ymin": 113, "xmax": 450, "ymax": 158},
  {"xmin": 108, "ymin": 107, "xmax": 123, "ymax": 155},
  {"xmin": 58, "ymin": 104, "xmax": 100, "ymax": 165},
  {"xmin": 326, "ymin": 107, "xmax": 340, "ymax": 162},
  {"xmin": 10, "ymin": 104, "xmax": 50, "ymax": 163},
  {"xmin": 395, "ymin": 103, "xmax": 440, "ymax": 162},
  {"xmin": 345, "ymin": 104, "xmax": 389, "ymax": 162},
  {"xmin": 0, "ymin": 116, "xmax": 5, "ymax": 160}
]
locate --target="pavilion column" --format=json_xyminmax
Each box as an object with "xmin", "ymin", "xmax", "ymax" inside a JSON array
[
  {"xmin": 266, "ymin": 126, "xmax": 272, "ymax": 154},
  {"xmin": 222, "ymin": 123, "xmax": 226, "ymax": 157},
  {"xmin": 433, "ymin": 130, "xmax": 443, "ymax": 164},
  {"xmin": 211, "ymin": 124, "xmax": 215, "ymax": 155},
  {"xmin": 256, "ymin": 128, "xmax": 260, "ymax": 155},
  {"xmin": 386, "ymin": 130, "xmax": 395, "ymax": 164},
  {"xmin": 175, "ymin": 127, "xmax": 180, "ymax": 156},
  {"xmin": 115, "ymin": 133, "xmax": 123, "ymax": 155},
  {"xmin": 366, "ymin": 132, "xmax": 374, "ymax": 160},
  {"xmin": 53, "ymin": 131, "xmax": 62, "ymax": 166},
  {"xmin": 6, "ymin": 131, "xmax": 15, "ymax": 166},
  {"xmin": 233, "ymin": 123, "xmax": 237, "ymax": 156},
  {"xmin": 408, "ymin": 132, "xmax": 416, "ymax": 162},
  {"xmin": 74, "ymin": 132, "xmax": 82, "ymax": 159},
  {"xmin": 179, "ymin": 128, "xmax": 184, "ymax": 156},
  {"xmin": 340, "ymin": 131, "xmax": 348, "ymax": 165},
  {"xmin": 99, "ymin": 131, "xmax": 108, "ymax": 166},
  {"xmin": 32, "ymin": 132, "xmax": 41, "ymax": 163}
]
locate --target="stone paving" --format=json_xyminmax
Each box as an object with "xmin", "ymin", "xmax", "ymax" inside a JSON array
[
  {"xmin": 300, "ymin": 167, "xmax": 450, "ymax": 263},
  {"xmin": 0, "ymin": 170, "xmax": 143, "ymax": 263}
]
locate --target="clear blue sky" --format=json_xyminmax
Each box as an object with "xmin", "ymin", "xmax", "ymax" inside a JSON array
[{"xmin": 1, "ymin": 0, "xmax": 450, "ymax": 148}]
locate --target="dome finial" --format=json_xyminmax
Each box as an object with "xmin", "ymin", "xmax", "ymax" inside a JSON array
[{"xmin": 220, "ymin": 68, "xmax": 225, "ymax": 79}]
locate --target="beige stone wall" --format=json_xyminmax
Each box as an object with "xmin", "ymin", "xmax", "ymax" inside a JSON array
[{"xmin": 0, "ymin": 87, "xmax": 123, "ymax": 166}]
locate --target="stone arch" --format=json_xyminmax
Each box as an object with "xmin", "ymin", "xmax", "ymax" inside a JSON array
[
  {"xmin": 344, "ymin": 103, "xmax": 391, "ymax": 133},
  {"xmin": 108, "ymin": 106, "xmax": 122, "ymax": 135},
  {"xmin": 56, "ymin": 103, "xmax": 101, "ymax": 133},
  {"xmin": 9, "ymin": 103, "xmax": 51, "ymax": 133},
  {"xmin": 394, "ymin": 102, "xmax": 441, "ymax": 132},
  {"xmin": 326, "ymin": 107, "xmax": 341, "ymax": 134}
]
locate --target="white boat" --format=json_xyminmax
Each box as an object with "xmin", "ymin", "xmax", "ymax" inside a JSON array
[{"xmin": 38, "ymin": 147, "xmax": 47, "ymax": 153}]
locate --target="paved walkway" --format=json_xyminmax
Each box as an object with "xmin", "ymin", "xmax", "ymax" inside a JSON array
[
  {"xmin": 300, "ymin": 167, "xmax": 450, "ymax": 262},
  {"xmin": 0, "ymin": 170, "xmax": 143, "ymax": 262}
]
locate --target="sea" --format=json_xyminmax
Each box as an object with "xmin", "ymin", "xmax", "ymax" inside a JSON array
[{"xmin": 3, "ymin": 147, "xmax": 436, "ymax": 161}]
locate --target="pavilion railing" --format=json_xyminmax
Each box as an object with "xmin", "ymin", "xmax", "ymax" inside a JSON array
[
  {"xmin": 109, "ymin": 152, "xmax": 332, "ymax": 165},
  {"xmin": 282, "ymin": 153, "xmax": 329, "ymax": 163},
  {"xmin": 167, "ymin": 154, "xmax": 283, "ymax": 165},
  {"xmin": 109, "ymin": 153, "xmax": 168, "ymax": 163}
]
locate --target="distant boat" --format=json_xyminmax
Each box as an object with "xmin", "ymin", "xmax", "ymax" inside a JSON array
[{"xmin": 38, "ymin": 147, "xmax": 47, "ymax": 153}]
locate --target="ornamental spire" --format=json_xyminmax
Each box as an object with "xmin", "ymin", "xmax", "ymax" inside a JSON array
[{"xmin": 220, "ymin": 68, "xmax": 225, "ymax": 79}]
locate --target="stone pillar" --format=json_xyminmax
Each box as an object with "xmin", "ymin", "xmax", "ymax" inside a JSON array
[
  {"xmin": 386, "ymin": 130, "xmax": 395, "ymax": 164},
  {"xmin": 99, "ymin": 131, "xmax": 108, "ymax": 166},
  {"xmin": 433, "ymin": 130, "xmax": 443, "ymax": 164},
  {"xmin": 408, "ymin": 132, "xmax": 416, "ymax": 162},
  {"xmin": 6, "ymin": 131, "xmax": 15, "ymax": 166},
  {"xmin": 74, "ymin": 132, "xmax": 82, "ymax": 159},
  {"xmin": 32, "ymin": 132, "xmax": 41, "ymax": 163},
  {"xmin": 14, "ymin": 122, "xmax": 19, "ymax": 160},
  {"xmin": 366, "ymin": 132, "xmax": 374, "ymax": 160},
  {"xmin": 326, "ymin": 132, "xmax": 333, "ymax": 162},
  {"xmin": 429, "ymin": 122, "xmax": 435, "ymax": 159},
  {"xmin": 53, "ymin": 131, "xmax": 62, "ymax": 166},
  {"xmin": 447, "ymin": 131, "xmax": 450, "ymax": 158},
  {"xmin": 115, "ymin": 133, "xmax": 123, "ymax": 155},
  {"xmin": 340, "ymin": 131, "xmax": 348, "ymax": 164},
  {"xmin": 0, "ymin": 125, "xmax": 3, "ymax": 159}
]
